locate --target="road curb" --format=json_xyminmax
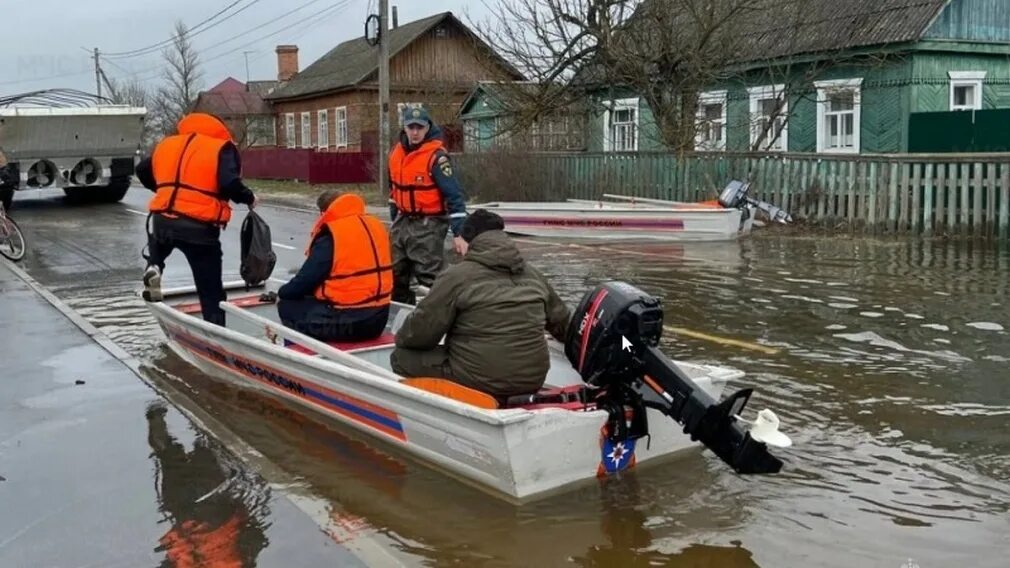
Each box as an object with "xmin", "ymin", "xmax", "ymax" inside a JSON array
[{"xmin": 0, "ymin": 256, "xmax": 406, "ymax": 567}]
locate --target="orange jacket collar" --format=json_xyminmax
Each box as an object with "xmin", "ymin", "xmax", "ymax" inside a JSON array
[
  {"xmin": 177, "ymin": 113, "xmax": 233, "ymax": 142},
  {"xmin": 308, "ymin": 193, "xmax": 368, "ymax": 247}
]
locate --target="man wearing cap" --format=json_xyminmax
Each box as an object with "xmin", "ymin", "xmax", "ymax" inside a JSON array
[
  {"xmin": 391, "ymin": 209, "xmax": 571, "ymax": 402},
  {"xmin": 387, "ymin": 106, "xmax": 468, "ymax": 305}
]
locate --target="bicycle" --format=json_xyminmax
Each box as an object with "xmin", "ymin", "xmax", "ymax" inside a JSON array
[{"xmin": 0, "ymin": 201, "xmax": 26, "ymax": 261}]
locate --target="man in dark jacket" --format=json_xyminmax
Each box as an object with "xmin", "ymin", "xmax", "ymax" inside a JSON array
[
  {"xmin": 391, "ymin": 209, "xmax": 571, "ymax": 400},
  {"xmin": 276, "ymin": 189, "xmax": 391, "ymax": 342},
  {"xmin": 137, "ymin": 113, "xmax": 258, "ymax": 326}
]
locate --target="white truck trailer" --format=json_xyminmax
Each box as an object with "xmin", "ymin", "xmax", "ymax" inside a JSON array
[{"xmin": 0, "ymin": 105, "xmax": 147, "ymax": 210}]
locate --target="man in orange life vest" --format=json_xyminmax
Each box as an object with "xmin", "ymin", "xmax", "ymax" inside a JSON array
[
  {"xmin": 276, "ymin": 190, "xmax": 392, "ymax": 342},
  {"xmin": 388, "ymin": 106, "xmax": 468, "ymax": 304},
  {"xmin": 136, "ymin": 113, "xmax": 259, "ymax": 326}
]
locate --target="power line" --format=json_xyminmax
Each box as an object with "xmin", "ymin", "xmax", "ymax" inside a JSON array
[
  {"xmin": 107, "ymin": 0, "xmax": 352, "ymax": 86},
  {"xmin": 103, "ymin": 0, "xmax": 261, "ymax": 59}
]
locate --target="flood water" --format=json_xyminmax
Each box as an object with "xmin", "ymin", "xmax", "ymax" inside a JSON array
[{"xmin": 60, "ymin": 233, "xmax": 1010, "ymax": 567}]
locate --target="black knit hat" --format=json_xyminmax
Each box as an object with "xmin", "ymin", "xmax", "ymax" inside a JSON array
[{"xmin": 460, "ymin": 209, "xmax": 505, "ymax": 243}]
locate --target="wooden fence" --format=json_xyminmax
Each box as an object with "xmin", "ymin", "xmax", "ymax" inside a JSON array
[
  {"xmin": 241, "ymin": 147, "xmax": 375, "ymax": 184},
  {"xmin": 452, "ymin": 151, "xmax": 1010, "ymax": 239}
]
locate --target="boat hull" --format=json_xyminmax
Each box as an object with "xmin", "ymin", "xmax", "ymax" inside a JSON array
[
  {"xmin": 473, "ymin": 201, "xmax": 751, "ymax": 242},
  {"xmin": 149, "ymin": 298, "xmax": 737, "ymax": 502}
]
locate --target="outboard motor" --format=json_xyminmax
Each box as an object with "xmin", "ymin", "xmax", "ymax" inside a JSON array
[
  {"xmin": 565, "ymin": 281, "xmax": 788, "ymax": 475},
  {"xmin": 718, "ymin": 180, "xmax": 793, "ymax": 224}
]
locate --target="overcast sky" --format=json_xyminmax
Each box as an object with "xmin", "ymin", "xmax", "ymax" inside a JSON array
[{"xmin": 1, "ymin": 0, "xmax": 493, "ymax": 97}]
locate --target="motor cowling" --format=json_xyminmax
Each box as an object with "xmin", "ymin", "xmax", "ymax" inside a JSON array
[
  {"xmin": 565, "ymin": 281, "xmax": 663, "ymax": 386},
  {"xmin": 718, "ymin": 180, "xmax": 751, "ymax": 209}
]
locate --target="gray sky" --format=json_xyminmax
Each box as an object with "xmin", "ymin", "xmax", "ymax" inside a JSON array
[{"xmin": 1, "ymin": 0, "xmax": 493, "ymax": 97}]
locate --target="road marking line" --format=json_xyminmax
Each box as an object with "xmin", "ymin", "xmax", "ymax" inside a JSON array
[
  {"xmin": 272, "ymin": 242, "xmax": 296, "ymax": 250},
  {"xmin": 125, "ymin": 208, "xmax": 147, "ymax": 216},
  {"xmin": 664, "ymin": 325, "xmax": 780, "ymax": 355}
]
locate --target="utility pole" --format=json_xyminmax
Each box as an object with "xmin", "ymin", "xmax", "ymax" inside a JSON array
[
  {"xmin": 377, "ymin": 0, "xmax": 390, "ymax": 198},
  {"xmin": 93, "ymin": 48, "xmax": 102, "ymax": 101},
  {"xmin": 243, "ymin": 51, "xmax": 255, "ymax": 86}
]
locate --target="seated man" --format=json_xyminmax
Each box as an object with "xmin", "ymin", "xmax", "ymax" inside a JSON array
[
  {"xmin": 391, "ymin": 209, "xmax": 571, "ymax": 401},
  {"xmin": 277, "ymin": 190, "xmax": 391, "ymax": 342}
]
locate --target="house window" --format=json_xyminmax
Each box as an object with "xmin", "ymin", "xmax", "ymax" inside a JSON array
[
  {"xmin": 317, "ymin": 109, "xmax": 329, "ymax": 149},
  {"xmin": 748, "ymin": 85, "xmax": 788, "ymax": 152},
  {"xmin": 695, "ymin": 90, "xmax": 727, "ymax": 151},
  {"xmin": 463, "ymin": 119, "xmax": 479, "ymax": 152},
  {"xmin": 300, "ymin": 112, "xmax": 311, "ymax": 148},
  {"xmin": 285, "ymin": 113, "xmax": 295, "ymax": 148},
  {"xmin": 816, "ymin": 78, "xmax": 862, "ymax": 154},
  {"xmin": 604, "ymin": 98, "xmax": 639, "ymax": 152},
  {"xmin": 335, "ymin": 107, "xmax": 348, "ymax": 148},
  {"xmin": 949, "ymin": 71, "xmax": 985, "ymax": 111}
]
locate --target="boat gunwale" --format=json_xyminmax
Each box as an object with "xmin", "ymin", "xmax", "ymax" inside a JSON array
[
  {"xmin": 470, "ymin": 201, "xmax": 744, "ymax": 215},
  {"xmin": 149, "ymin": 301, "xmax": 539, "ymax": 427}
]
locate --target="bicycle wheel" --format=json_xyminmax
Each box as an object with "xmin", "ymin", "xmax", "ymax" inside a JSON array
[{"xmin": 0, "ymin": 216, "xmax": 26, "ymax": 261}]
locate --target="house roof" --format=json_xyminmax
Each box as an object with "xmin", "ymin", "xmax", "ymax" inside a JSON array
[
  {"xmin": 574, "ymin": 0, "xmax": 952, "ymax": 86},
  {"xmin": 737, "ymin": 0, "xmax": 951, "ymax": 60},
  {"xmin": 266, "ymin": 12, "xmax": 522, "ymax": 101},
  {"xmin": 193, "ymin": 88, "xmax": 271, "ymax": 117},
  {"xmin": 207, "ymin": 77, "xmax": 246, "ymax": 93},
  {"xmin": 246, "ymin": 80, "xmax": 280, "ymax": 97}
]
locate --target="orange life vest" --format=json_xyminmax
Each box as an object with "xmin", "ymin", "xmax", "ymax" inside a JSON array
[
  {"xmin": 309, "ymin": 193, "xmax": 393, "ymax": 309},
  {"xmin": 149, "ymin": 113, "xmax": 234, "ymax": 226},
  {"xmin": 388, "ymin": 138, "xmax": 445, "ymax": 215},
  {"xmin": 159, "ymin": 514, "xmax": 243, "ymax": 568}
]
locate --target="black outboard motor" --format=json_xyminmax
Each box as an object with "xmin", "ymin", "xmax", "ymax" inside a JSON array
[
  {"xmin": 565, "ymin": 281, "xmax": 786, "ymax": 475},
  {"xmin": 718, "ymin": 180, "xmax": 793, "ymax": 224}
]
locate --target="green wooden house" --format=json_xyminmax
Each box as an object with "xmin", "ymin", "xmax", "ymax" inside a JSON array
[{"xmin": 461, "ymin": 0, "xmax": 1010, "ymax": 155}]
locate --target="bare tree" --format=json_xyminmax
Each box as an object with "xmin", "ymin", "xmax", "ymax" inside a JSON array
[{"xmin": 150, "ymin": 20, "xmax": 203, "ymax": 139}]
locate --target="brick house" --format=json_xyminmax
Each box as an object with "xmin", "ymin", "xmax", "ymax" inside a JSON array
[
  {"xmin": 191, "ymin": 77, "xmax": 277, "ymax": 148},
  {"xmin": 264, "ymin": 11, "xmax": 522, "ymax": 153}
]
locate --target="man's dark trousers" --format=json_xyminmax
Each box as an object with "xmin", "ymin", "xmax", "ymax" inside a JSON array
[{"xmin": 146, "ymin": 214, "xmax": 227, "ymax": 326}]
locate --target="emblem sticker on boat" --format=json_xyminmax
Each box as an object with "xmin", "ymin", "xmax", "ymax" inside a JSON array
[{"xmin": 597, "ymin": 425, "xmax": 637, "ymax": 476}]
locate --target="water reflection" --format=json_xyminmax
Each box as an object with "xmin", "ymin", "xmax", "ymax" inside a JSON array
[{"xmin": 146, "ymin": 400, "xmax": 271, "ymax": 566}]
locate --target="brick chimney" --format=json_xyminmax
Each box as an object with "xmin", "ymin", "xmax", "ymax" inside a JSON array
[{"xmin": 276, "ymin": 45, "xmax": 299, "ymax": 82}]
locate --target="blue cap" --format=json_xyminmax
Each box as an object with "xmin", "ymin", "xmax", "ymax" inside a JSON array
[{"xmin": 403, "ymin": 106, "xmax": 430, "ymax": 127}]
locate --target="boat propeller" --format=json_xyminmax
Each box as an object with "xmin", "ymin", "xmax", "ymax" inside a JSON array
[{"xmin": 565, "ymin": 281, "xmax": 791, "ymax": 474}]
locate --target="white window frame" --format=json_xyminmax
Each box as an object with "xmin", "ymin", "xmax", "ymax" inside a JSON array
[
  {"xmin": 695, "ymin": 90, "xmax": 727, "ymax": 151},
  {"xmin": 285, "ymin": 113, "xmax": 295, "ymax": 148},
  {"xmin": 317, "ymin": 109, "xmax": 329, "ymax": 149},
  {"xmin": 815, "ymin": 78, "xmax": 862, "ymax": 154},
  {"xmin": 300, "ymin": 112, "xmax": 311, "ymax": 148},
  {"xmin": 949, "ymin": 71, "xmax": 985, "ymax": 111},
  {"xmin": 603, "ymin": 98, "xmax": 639, "ymax": 152},
  {"xmin": 748, "ymin": 85, "xmax": 788, "ymax": 152},
  {"xmin": 335, "ymin": 107, "xmax": 348, "ymax": 148},
  {"xmin": 463, "ymin": 119, "xmax": 479, "ymax": 152}
]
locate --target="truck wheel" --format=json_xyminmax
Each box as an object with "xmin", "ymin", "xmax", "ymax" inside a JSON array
[
  {"xmin": 63, "ymin": 177, "xmax": 131, "ymax": 204},
  {"xmin": 94, "ymin": 177, "xmax": 131, "ymax": 203}
]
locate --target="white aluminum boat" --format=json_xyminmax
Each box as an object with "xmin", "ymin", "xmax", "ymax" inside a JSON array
[
  {"xmin": 147, "ymin": 287, "xmax": 745, "ymax": 502},
  {"xmin": 470, "ymin": 198, "xmax": 754, "ymax": 242}
]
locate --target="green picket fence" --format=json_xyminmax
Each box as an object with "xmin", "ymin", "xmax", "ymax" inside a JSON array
[{"xmin": 453, "ymin": 151, "xmax": 1010, "ymax": 239}]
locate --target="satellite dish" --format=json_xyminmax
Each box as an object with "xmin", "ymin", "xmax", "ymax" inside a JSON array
[{"xmin": 365, "ymin": 14, "xmax": 380, "ymax": 46}]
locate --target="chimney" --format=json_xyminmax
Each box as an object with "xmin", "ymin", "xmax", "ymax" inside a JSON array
[
  {"xmin": 392, "ymin": 6, "xmax": 398, "ymax": 29},
  {"xmin": 275, "ymin": 45, "xmax": 299, "ymax": 82}
]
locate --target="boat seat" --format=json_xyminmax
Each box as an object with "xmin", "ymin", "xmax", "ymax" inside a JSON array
[
  {"xmin": 286, "ymin": 331, "xmax": 397, "ymax": 355},
  {"xmin": 400, "ymin": 377, "xmax": 499, "ymax": 410}
]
